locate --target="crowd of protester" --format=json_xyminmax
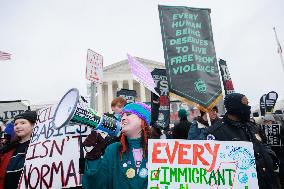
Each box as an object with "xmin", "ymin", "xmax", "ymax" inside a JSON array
[{"xmin": 0, "ymin": 91, "xmax": 284, "ymax": 189}]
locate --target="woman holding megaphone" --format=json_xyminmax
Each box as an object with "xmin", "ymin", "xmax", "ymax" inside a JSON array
[{"xmin": 82, "ymin": 102, "xmax": 152, "ymax": 189}]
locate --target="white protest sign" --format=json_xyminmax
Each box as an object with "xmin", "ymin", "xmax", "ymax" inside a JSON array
[
  {"xmin": 19, "ymin": 105, "xmax": 91, "ymax": 189},
  {"xmin": 86, "ymin": 49, "xmax": 103, "ymax": 84},
  {"xmin": 148, "ymin": 139, "xmax": 259, "ymax": 189},
  {"xmin": 127, "ymin": 54, "xmax": 159, "ymax": 96}
]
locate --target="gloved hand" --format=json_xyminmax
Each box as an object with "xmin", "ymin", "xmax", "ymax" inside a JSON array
[{"xmin": 82, "ymin": 130, "xmax": 107, "ymax": 160}]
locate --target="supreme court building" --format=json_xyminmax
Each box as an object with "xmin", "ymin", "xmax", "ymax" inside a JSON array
[{"xmin": 88, "ymin": 57, "xmax": 165, "ymax": 114}]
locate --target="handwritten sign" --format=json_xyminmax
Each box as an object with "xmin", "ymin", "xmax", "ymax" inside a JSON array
[
  {"xmin": 86, "ymin": 49, "xmax": 103, "ymax": 84},
  {"xmin": 148, "ymin": 139, "xmax": 258, "ymax": 189},
  {"xmin": 19, "ymin": 105, "xmax": 90, "ymax": 189}
]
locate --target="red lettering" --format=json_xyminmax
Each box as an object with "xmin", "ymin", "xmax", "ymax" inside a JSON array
[
  {"xmin": 204, "ymin": 143, "xmax": 220, "ymax": 172},
  {"xmin": 50, "ymin": 139, "xmax": 65, "ymax": 157},
  {"xmin": 64, "ymin": 160, "xmax": 78, "ymax": 186},
  {"xmin": 192, "ymin": 144, "xmax": 209, "ymax": 166},
  {"xmin": 40, "ymin": 164, "xmax": 50, "ymax": 188},
  {"xmin": 40, "ymin": 140, "xmax": 51, "ymax": 158},
  {"xmin": 50, "ymin": 161, "xmax": 64, "ymax": 186},
  {"xmin": 28, "ymin": 166, "xmax": 40, "ymax": 188},
  {"xmin": 165, "ymin": 141, "xmax": 179, "ymax": 164},
  {"xmin": 152, "ymin": 142, "xmax": 167, "ymax": 163},
  {"xmin": 178, "ymin": 144, "xmax": 191, "ymax": 164},
  {"xmin": 26, "ymin": 142, "xmax": 40, "ymax": 160}
]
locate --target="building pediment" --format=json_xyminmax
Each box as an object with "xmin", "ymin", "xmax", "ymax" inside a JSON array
[{"xmin": 103, "ymin": 57, "xmax": 165, "ymax": 74}]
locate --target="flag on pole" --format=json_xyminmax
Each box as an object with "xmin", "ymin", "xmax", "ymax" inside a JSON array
[
  {"xmin": 0, "ymin": 51, "xmax": 11, "ymax": 61},
  {"xmin": 277, "ymin": 43, "xmax": 282, "ymax": 54},
  {"xmin": 273, "ymin": 27, "xmax": 284, "ymax": 71}
]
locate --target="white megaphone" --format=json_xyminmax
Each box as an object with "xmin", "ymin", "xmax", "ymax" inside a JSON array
[{"xmin": 52, "ymin": 88, "xmax": 121, "ymax": 137}]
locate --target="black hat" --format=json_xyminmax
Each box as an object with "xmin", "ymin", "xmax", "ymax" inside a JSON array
[
  {"xmin": 224, "ymin": 93, "xmax": 245, "ymax": 113},
  {"xmin": 14, "ymin": 111, "xmax": 37, "ymax": 124},
  {"xmin": 212, "ymin": 106, "xmax": 218, "ymax": 112}
]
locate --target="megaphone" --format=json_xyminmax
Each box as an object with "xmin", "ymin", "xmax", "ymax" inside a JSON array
[{"xmin": 52, "ymin": 88, "xmax": 121, "ymax": 137}]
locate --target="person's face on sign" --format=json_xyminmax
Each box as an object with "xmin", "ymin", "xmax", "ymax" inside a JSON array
[
  {"xmin": 121, "ymin": 113, "xmax": 142, "ymax": 139},
  {"xmin": 14, "ymin": 119, "xmax": 34, "ymax": 140}
]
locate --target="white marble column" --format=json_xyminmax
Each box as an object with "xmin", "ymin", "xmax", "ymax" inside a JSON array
[
  {"xmin": 107, "ymin": 81, "xmax": 113, "ymax": 112},
  {"xmin": 140, "ymin": 83, "xmax": 146, "ymax": 102},
  {"xmin": 118, "ymin": 80, "xmax": 123, "ymax": 90},
  {"xmin": 128, "ymin": 79, "xmax": 133, "ymax": 90},
  {"xmin": 97, "ymin": 83, "xmax": 103, "ymax": 115}
]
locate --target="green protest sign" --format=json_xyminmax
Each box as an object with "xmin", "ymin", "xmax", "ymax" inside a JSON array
[{"xmin": 158, "ymin": 5, "xmax": 222, "ymax": 111}]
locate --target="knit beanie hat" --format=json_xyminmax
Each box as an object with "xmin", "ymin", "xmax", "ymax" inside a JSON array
[
  {"xmin": 178, "ymin": 109, "xmax": 188, "ymax": 118},
  {"xmin": 121, "ymin": 102, "xmax": 151, "ymax": 126},
  {"xmin": 14, "ymin": 110, "xmax": 37, "ymax": 124},
  {"xmin": 224, "ymin": 93, "xmax": 245, "ymax": 114}
]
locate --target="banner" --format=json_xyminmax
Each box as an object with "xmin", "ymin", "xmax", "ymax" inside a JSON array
[
  {"xmin": 158, "ymin": 5, "xmax": 222, "ymax": 111},
  {"xmin": 148, "ymin": 139, "xmax": 258, "ymax": 189},
  {"xmin": 265, "ymin": 91, "xmax": 278, "ymax": 113},
  {"xmin": 218, "ymin": 59, "xmax": 235, "ymax": 95},
  {"xmin": 259, "ymin": 94, "xmax": 266, "ymax": 116},
  {"xmin": 86, "ymin": 49, "xmax": 103, "ymax": 84},
  {"xmin": 19, "ymin": 105, "xmax": 90, "ymax": 189},
  {"xmin": 127, "ymin": 54, "xmax": 160, "ymax": 96},
  {"xmin": 0, "ymin": 101, "xmax": 28, "ymax": 121},
  {"xmin": 151, "ymin": 69, "xmax": 170, "ymax": 129},
  {"xmin": 117, "ymin": 88, "xmax": 137, "ymax": 104},
  {"xmin": 261, "ymin": 124, "xmax": 281, "ymax": 146}
]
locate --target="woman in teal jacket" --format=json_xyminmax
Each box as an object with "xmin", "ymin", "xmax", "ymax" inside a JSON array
[{"xmin": 82, "ymin": 102, "xmax": 151, "ymax": 189}]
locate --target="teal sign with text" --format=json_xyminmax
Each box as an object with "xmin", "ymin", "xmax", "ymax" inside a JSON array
[{"xmin": 158, "ymin": 5, "xmax": 222, "ymax": 110}]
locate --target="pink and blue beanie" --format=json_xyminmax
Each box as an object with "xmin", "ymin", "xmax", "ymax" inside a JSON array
[{"xmin": 121, "ymin": 102, "xmax": 151, "ymax": 126}]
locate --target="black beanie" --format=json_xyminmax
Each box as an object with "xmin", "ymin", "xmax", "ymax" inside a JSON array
[
  {"xmin": 14, "ymin": 111, "xmax": 37, "ymax": 124},
  {"xmin": 224, "ymin": 93, "xmax": 245, "ymax": 114}
]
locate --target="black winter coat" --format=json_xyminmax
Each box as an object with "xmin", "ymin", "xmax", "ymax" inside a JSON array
[{"xmin": 206, "ymin": 116, "xmax": 280, "ymax": 189}]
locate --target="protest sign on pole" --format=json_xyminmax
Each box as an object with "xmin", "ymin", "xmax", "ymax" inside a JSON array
[
  {"xmin": 261, "ymin": 124, "xmax": 281, "ymax": 146},
  {"xmin": 148, "ymin": 139, "xmax": 259, "ymax": 189},
  {"xmin": 158, "ymin": 5, "xmax": 222, "ymax": 112},
  {"xmin": 117, "ymin": 88, "xmax": 137, "ymax": 104},
  {"xmin": 86, "ymin": 49, "xmax": 103, "ymax": 84},
  {"xmin": 86, "ymin": 49, "xmax": 103, "ymax": 109},
  {"xmin": 265, "ymin": 91, "xmax": 278, "ymax": 113},
  {"xmin": 151, "ymin": 68, "xmax": 170, "ymax": 129},
  {"xmin": 127, "ymin": 54, "xmax": 160, "ymax": 96},
  {"xmin": 18, "ymin": 105, "xmax": 90, "ymax": 189},
  {"xmin": 218, "ymin": 59, "xmax": 235, "ymax": 95},
  {"xmin": 259, "ymin": 94, "xmax": 266, "ymax": 117}
]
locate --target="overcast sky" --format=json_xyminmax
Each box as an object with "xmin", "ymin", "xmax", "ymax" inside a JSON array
[{"xmin": 1, "ymin": 0, "xmax": 284, "ymax": 107}]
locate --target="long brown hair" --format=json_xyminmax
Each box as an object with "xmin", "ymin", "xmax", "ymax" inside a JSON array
[{"xmin": 119, "ymin": 120, "xmax": 151, "ymax": 160}]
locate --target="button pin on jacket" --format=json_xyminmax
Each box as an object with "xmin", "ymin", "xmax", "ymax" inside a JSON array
[{"xmin": 126, "ymin": 168, "xmax": 135, "ymax": 179}]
